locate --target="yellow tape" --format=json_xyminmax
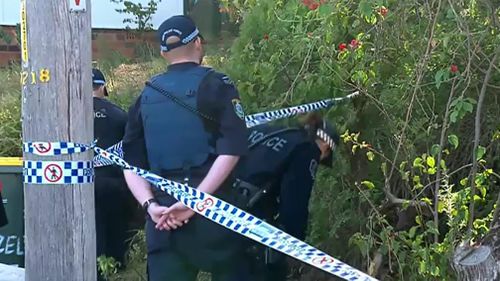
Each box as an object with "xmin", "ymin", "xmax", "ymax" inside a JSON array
[
  {"xmin": 0, "ymin": 157, "xmax": 23, "ymax": 167},
  {"xmin": 20, "ymin": 0, "xmax": 28, "ymax": 63}
]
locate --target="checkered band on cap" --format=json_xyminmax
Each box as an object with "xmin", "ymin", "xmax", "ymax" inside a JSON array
[{"xmin": 316, "ymin": 128, "xmax": 336, "ymax": 150}]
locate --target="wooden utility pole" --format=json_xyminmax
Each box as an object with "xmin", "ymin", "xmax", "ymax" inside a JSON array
[{"xmin": 21, "ymin": 1, "xmax": 95, "ymax": 280}]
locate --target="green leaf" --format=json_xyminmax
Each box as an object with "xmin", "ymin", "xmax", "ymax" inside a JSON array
[
  {"xmin": 427, "ymin": 167, "xmax": 437, "ymax": 175},
  {"xmin": 440, "ymin": 159, "xmax": 447, "ymax": 170},
  {"xmin": 408, "ymin": 226, "xmax": 417, "ymax": 239},
  {"xmin": 426, "ymin": 156, "xmax": 436, "ymax": 168},
  {"xmin": 476, "ymin": 146, "xmax": 486, "ymax": 160},
  {"xmin": 413, "ymin": 157, "xmax": 423, "ymax": 168},
  {"xmin": 319, "ymin": 3, "xmax": 333, "ymax": 16},
  {"xmin": 359, "ymin": 0, "xmax": 373, "ymax": 17},
  {"xmin": 400, "ymin": 161, "xmax": 408, "ymax": 171},
  {"xmin": 450, "ymin": 111, "xmax": 458, "ymax": 123},
  {"xmin": 351, "ymin": 144, "xmax": 358, "ymax": 154},
  {"xmin": 361, "ymin": 180, "xmax": 375, "ymax": 190},
  {"xmin": 465, "ymin": 98, "xmax": 477, "ymax": 104},
  {"xmin": 366, "ymin": 151, "xmax": 375, "ymax": 161},
  {"xmin": 415, "ymin": 216, "xmax": 423, "ymax": 226},
  {"xmin": 437, "ymin": 201, "xmax": 445, "ymax": 213},
  {"xmin": 438, "ymin": 201, "xmax": 446, "ymax": 213},
  {"xmin": 435, "ymin": 69, "xmax": 445, "ymax": 89},
  {"xmin": 479, "ymin": 186, "xmax": 487, "ymax": 198},
  {"xmin": 421, "ymin": 197, "xmax": 432, "ymax": 205},
  {"xmin": 430, "ymin": 144, "xmax": 441, "ymax": 156},
  {"xmin": 448, "ymin": 134, "xmax": 459, "ymax": 149},
  {"xmin": 463, "ymin": 102, "xmax": 474, "ymax": 113},
  {"xmin": 381, "ymin": 162, "xmax": 387, "ymax": 176},
  {"xmin": 460, "ymin": 178, "xmax": 468, "ymax": 186},
  {"xmin": 413, "ymin": 175, "xmax": 421, "ymax": 184}
]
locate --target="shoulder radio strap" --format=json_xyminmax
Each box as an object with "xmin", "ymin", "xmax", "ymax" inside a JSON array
[{"xmin": 145, "ymin": 80, "xmax": 218, "ymax": 125}]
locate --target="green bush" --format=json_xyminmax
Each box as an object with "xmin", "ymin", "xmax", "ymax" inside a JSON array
[
  {"xmin": 0, "ymin": 65, "xmax": 22, "ymax": 157},
  {"xmin": 222, "ymin": 0, "xmax": 500, "ymax": 280}
]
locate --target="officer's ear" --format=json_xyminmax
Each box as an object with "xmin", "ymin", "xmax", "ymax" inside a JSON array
[{"xmin": 194, "ymin": 36, "xmax": 204, "ymax": 49}]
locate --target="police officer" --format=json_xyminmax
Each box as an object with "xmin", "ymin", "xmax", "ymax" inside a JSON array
[
  {"xmin": 121, "ymin": 15, "xmax": 249, "ymax": 281},
  {"xmin": 92, "ymin": 68, "xmax": 132, "ymax": 279},
  {"xmin": 234, "ymin": 113, "xmax": 339, "ymax": 281}
]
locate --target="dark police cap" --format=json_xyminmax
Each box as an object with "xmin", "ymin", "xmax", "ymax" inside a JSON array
[
  {"xmin": 157, "ymin": 15, "xmax": 201, "ymax": 52},
  {"xmin": 92, "ymin": 68, "xmax": 108, "ymax": 96},
  {"xmin": 316, "ymin": 120, "xmax": 339, "ymax": 167}
]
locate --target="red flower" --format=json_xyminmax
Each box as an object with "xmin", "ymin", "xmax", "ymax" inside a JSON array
[
  {"xmin": 378, "ymin": 6, "xmax": 388, "ymax": 17},
  {"xmin": 263, "ymin": 34, "xmax": 270, "ymax": 40},
  {"xmin": 450, "ymin": 64, "xmax": 459, "ymax": 73},
  {"xmin": 349, "ymin": 39, "xmax": 359, "ymax": 49},
  {"xmin": 338, "ymin": 43, "xmax": 347, "ymax": 52},
  {"xmin": 302, "ymin": 0, "xmax": 313, "ymax": 6},
  {"xmin": 309, "ymin": 2, "xmax": 319, "ymax": 10}
]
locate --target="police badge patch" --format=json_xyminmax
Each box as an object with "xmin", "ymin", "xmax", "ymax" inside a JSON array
[
  {"xmin": 232, "ymin": 99, "xmax": 245, "ymax": 120},
  {"xmin": 222, "ymin": 75, "xmax": 234, "ymax": 85}
]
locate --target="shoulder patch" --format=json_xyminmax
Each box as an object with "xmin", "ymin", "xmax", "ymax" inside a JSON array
[
  {"xmin": 231, "ymin": 99, "xmax": 245, "ymax": 120},
  {"xmin": 221, "ymin": 75, "xmax": 234, "ymax": 85}
]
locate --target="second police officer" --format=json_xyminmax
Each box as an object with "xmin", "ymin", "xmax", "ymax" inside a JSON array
[
  {"xmin": 234, "ymin": 113, "xmax": 339, "ymax": 281},
  {"xmin": 122, "ymin": 15, "xmax": 250, "ymax": 281}
]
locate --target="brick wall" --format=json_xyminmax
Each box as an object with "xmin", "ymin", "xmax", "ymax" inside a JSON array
[{"xmin": 0, "ymin": 25, "xmax": 158, "ymax": 66}]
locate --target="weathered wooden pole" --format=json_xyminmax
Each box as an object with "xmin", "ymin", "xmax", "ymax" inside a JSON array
[{"xmin": 21, "ymin": 0, "xmax": 95, "ymax": 280}]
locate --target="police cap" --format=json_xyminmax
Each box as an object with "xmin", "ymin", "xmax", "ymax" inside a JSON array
[
  {"xmin": 92, "ymin": 68, "xmax": 108, "ymax": 96},
  {"xmin": 157, "ymin": 15, "xmax": 202, "ymax": 52},
  {"xmin": 316, "ymin": 120, "xmax": 339, "ymax": 167}
]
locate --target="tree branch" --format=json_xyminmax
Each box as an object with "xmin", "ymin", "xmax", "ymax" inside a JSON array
[
  {"xmin": 467, "ymin": 47, "xmax": 499, "ymax": 237},
  {"xmin": 386, "ymin": 0, "xmax": 442, "ymax": 187},
  {"xmin": 432, "ymin": 78, "xmax": 458, "ymax": 243}
]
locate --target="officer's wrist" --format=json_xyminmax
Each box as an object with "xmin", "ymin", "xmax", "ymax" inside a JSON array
[{"xmin": 142, "ymin": 198, "xmax": 158, "ymax": 212}]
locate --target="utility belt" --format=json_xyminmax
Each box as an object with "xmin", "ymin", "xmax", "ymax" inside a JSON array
[
  {"xmin": 232, "ymin": 178, "xmax": 271, "ymax": 210},
  {"xmin": 232, "ymin": 179, "xmax": 284, "ymax": 265}
]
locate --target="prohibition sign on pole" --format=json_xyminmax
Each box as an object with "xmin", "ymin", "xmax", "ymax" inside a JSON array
[
  {"xmin": 44, "ymin": 164, "xmax": 63, "ymax": 183},
  {"xmin": 34, "ymin": 142, "xmax": 52, "ymax": 154}
]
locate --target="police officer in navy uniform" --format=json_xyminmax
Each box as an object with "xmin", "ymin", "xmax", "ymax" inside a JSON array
[
  {"xmin": 122, "ymin": 15, "xmax": 249, "ymax": 281},
  {"xmin": 234, "ymin": 113, "xmax": 339, "ymax": 281},
  {"xmin": 92, "ymin": 68, "xmax": 133, "ymax": 280}
]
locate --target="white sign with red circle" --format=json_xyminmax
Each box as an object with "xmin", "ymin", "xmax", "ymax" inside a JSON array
[
  {"xmin": 44, "ymin": 164, "xmax": 63, "ymax": 183},
  {"xmin": 312, "ymin": 256, "xmax": 335, "ymax": 266},
  {"xmin": 196, "ymin": 198, "xmax": 214, "ymax": 212},
  {"xmin": 34, "ymin": 142, "xmax": 52, "ymax": 154}
]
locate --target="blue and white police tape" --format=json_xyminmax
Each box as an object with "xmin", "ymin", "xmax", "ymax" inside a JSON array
[
  {"xmin": 244, "ymin": 91, "xmax": 360, "ymax": 128},
  {"xmin": 23, "ymin": 160, "xmax": 94, "ymax": 184},
  {"xmin": 25, "ymin": 141, "xmax": 377, "ymax": 281},
  {"xmin": 93, "ymin": 141, "xmax": 123, "ymax": 168},
  {"xmin": 92, "ymin": 92, "xmax": 360, "ymax": 167},
  {"xmin": 24, "ymin": 141, "xmax": 95, "ymax": 156}
]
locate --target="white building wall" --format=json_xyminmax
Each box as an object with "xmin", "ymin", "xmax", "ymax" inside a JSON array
[{"xmin": 0, "ymin": 0, "xmax": 183, "ymax": 29}]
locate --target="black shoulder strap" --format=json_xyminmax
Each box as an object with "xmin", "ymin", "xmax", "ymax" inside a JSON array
[
  {"xmin": 248, "ymin": 128, "xmax": 301, "ymax": 150},
  {"xmin": 145, "ymin": 80, "xmax": 218, "ymax": 125}
]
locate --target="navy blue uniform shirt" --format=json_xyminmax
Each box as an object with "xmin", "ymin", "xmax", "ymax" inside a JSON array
[
  {"xmin": 93, "ymin": 97, "xmax": 127, "ymax": 177},
  {"xmin": 237, "ymin": 125, "xmax": 321, "ymax": 240},
  {"xmin": 123, "ymin": 62, "xmax": 248, "ymax": 171}
]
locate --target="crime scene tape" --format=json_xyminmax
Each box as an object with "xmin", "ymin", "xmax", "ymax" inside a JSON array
[
  {"xmin": 23, "ymin": 141, "xmax": 378, "ymax": 281},
  {"xmin": 23, "ymin": 160, "xmax": 93, "ymax": 184},
  {"xmin": 92, "ymin": 92, "xmax": 360, "ymax": 167},
  {"xmin": 244, "ymin": 91, "xmax": 360, "ymax": 128}
]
